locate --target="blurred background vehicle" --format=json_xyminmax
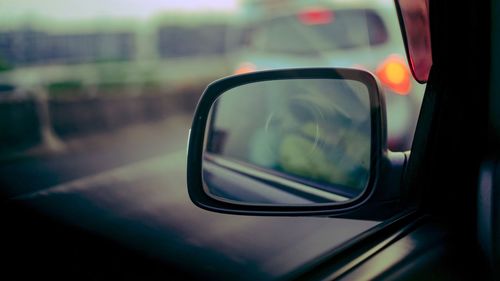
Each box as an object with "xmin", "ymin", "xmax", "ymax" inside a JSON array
[{"xmin": 226, "ymin": 0, "xmax": 425, "ymax": 150}]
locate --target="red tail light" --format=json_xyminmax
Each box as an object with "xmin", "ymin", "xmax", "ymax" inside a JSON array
[
  {"xmin": 375, "ymin": 55, "xmax": 412, "ymax": 95},
  {"xmin": 298, "ymin": 8, "xmax": 334, "ymax": 25},
  {"xmin": 234, "ymin": 62, "xmax": 256, "ymax": 75}
]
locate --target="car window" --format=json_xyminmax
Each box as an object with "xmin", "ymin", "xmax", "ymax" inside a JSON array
[
  {"xmin": 0, "ymin": 1, "xmax": 426, "ymax": 208},
  {"xmin": 250, "ymin": 9, "xmax": 388, "ymax": 55},
  {"xmin": 0, "ymin": 1, "xmax": 427, "ymax": 278}
]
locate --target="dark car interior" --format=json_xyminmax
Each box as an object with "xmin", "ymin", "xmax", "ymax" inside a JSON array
[{"xmin": 1, "ymin": 0, "xmax": 499, "ymax": 280}]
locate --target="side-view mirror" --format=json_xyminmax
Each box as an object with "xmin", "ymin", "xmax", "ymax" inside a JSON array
[{"xmin": 187, "ymin": 68, "xmax": 408, "ymax": 219}]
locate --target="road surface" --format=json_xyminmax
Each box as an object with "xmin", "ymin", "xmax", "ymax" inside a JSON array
[{"xmin": 0, "ymin": 114, "xmax": 192, "ymax": 197}]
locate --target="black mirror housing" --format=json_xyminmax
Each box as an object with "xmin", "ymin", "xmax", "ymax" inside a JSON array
[{"xmin": 187, "ymin": 68, "xmax": 406, "ymax": 219}]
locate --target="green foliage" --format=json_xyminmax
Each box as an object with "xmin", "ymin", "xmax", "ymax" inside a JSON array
[{"xmin": 0, "ymin": 56, "xmax": 13, "ymax": 72}]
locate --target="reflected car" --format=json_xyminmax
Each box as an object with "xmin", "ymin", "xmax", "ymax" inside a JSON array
[{"xmin": 229, "ymin": 0, "xmax": 424, "ymax": 150}]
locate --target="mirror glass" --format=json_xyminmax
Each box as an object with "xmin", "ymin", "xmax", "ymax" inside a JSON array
[{"xmin": 203, "ymin": 78, "xmax": 371, "ymax": 205}]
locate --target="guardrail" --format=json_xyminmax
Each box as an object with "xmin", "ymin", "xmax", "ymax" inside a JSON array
[{"xmin": 0, "ymin": 55, "xmax": 232, "ymax": 154}]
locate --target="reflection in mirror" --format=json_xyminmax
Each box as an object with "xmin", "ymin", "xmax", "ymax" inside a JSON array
[{"xmin": 203, "ymin": 79, "xmax": 371, "ymax": 205}]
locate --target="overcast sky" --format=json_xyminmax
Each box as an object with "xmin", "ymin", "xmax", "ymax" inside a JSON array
[{"xmin": 0, "ymin": 0, "xmax": 239, "ymax": 21}]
